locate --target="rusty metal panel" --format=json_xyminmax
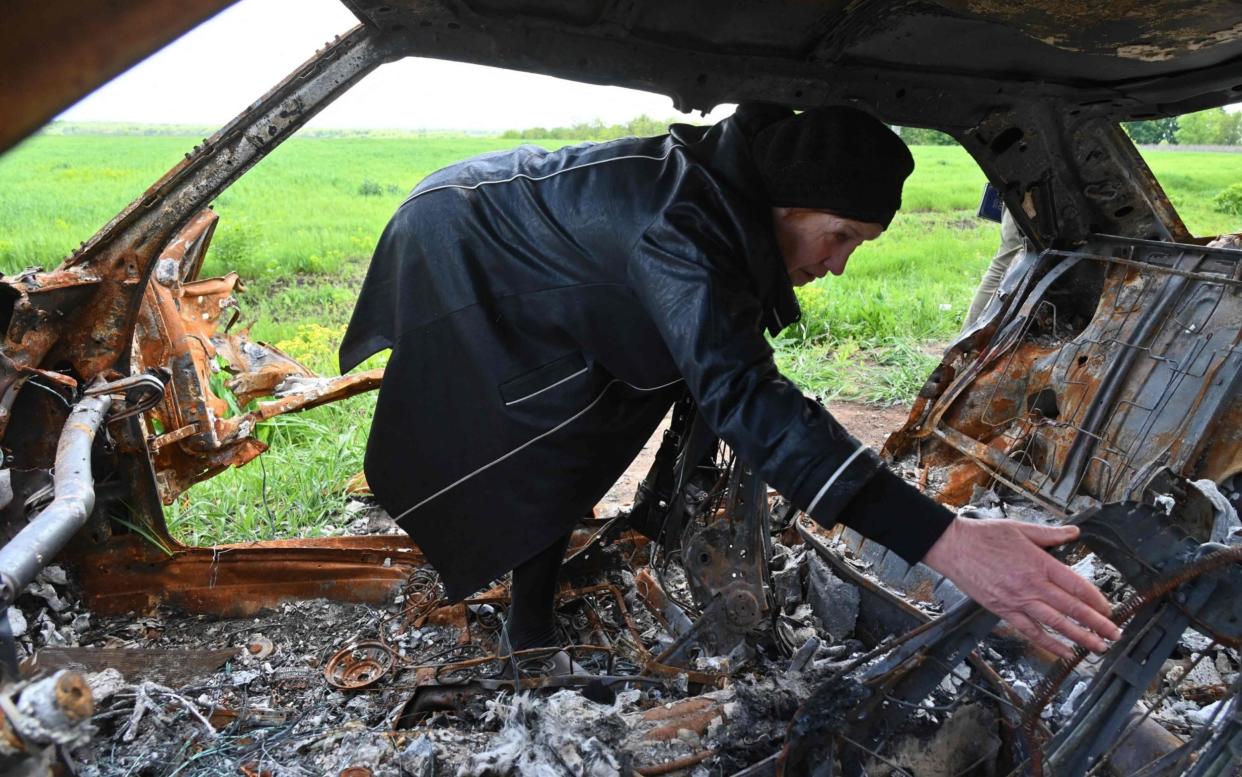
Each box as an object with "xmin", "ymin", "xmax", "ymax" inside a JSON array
[
  {"xmin": 23, "ymin": 647, "xmax": 238, "ymax": 687},
  {"xmin": 130, "ymin": 208, "xmax": 383, "ymax": 503},
  {"xmin": 0, "ymin": 0, "xmax": 239, "ymax": 154},
  {"xmin": 885, "ymin": 236, "xmax": 1242, "ymax": 522},
  {"xmin": 73, "ymin": 535, "xmax": 426, "ymax": 617}
]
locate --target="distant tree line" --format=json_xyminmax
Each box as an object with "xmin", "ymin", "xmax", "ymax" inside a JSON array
[
  {"xmin": 1124, "ymin": 107, "xmax": 1242, "ymax": 145},
  {"xmin": 41, "ymin": 121, "xmax": 220, "ymax": 137},
  {"xmin": 504, "ymin": 116, "xmax": 962, "ymax": 145},
  {"xmin": 894, "ymin": 108, "xmax": 1242, "ymax": 147},
  {"xmin": 42, "ymin": 107, "xmax": 1242, "ymax": 146},
  {"xmin": 501, "ymin": 115, "xmax": 682, "ymax": 141},
  {"xmin": 894, "ymin": 109, "xmax": 1242, "ymax": 147},
  {"xmin": 39, "ymin": 121, "xmax": 495, "ymax": 140}
]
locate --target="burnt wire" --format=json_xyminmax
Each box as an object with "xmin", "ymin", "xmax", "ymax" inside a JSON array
[
  {"xmin": 25, "ymin": 375, "xmax": 73, "ymax": 408},
  {"xmin": 197, "ymin": 692, "xmax": 324, "ymax": 777},
  {"xmin": 106, "ymin": 382, "xmax": 165, "ymax": 424},
  {"xmin": 835, "ymin": 732, "xmax": 916, "ymax": 777}
]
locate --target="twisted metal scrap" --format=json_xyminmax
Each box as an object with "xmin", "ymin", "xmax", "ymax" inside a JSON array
[{"xmin": 1018, "ymin": 544, "xmax": 1242, "ymax": 776}]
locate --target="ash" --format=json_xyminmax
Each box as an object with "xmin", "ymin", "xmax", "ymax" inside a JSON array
[{"xmin": 4, "ymin": 490, "xmax": 1237, "ymax": 776}]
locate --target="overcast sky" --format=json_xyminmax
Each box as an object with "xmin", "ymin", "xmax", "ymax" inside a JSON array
[{"xmin": 58, "ymin": 0, "xmax": 733, "ymax": 131}]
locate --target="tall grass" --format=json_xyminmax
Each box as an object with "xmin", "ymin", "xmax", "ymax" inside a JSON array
[
  {"xmin": 2, "ymin": 132, "xmax": 1240, "ymax": 542},
  {"xmin": 166, "ymin": 397, "xmax": 374, "ymax": 544},
  {"xmin": 0, "ymin": 134, "xmax": 521, "ymax": 278}
]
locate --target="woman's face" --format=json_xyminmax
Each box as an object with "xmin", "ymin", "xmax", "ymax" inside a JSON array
[{"xmin": 772, "ymin": 207, "xmax": 884, "ymax": 286}]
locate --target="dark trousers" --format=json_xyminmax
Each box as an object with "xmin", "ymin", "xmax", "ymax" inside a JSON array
[{"xmin": 506, "ymin": 530, "xmax": 573, "ymax": 650}]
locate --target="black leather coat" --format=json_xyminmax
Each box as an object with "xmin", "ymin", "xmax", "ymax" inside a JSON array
[{"xmin": 341, "ymin": 106, "xmax": 913, "ymax": 600}]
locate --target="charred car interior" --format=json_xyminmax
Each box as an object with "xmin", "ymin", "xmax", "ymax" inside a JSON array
[{"xmin": 1, "ymin": 1, "xmax": 1241, "ymax": 775}]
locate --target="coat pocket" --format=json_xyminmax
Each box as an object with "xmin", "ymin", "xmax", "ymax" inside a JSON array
[{"xmin": 499, "ymin": 352, "xmax": 589, "ymax": 406}]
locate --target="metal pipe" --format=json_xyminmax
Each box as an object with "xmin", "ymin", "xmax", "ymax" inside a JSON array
[{"xmin": 0, "ymin": 395, "xmax": 111, "ymax": 608}]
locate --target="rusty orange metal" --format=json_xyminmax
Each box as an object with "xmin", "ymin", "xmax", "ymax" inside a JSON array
[
  {"xmin": 1, "ymin": 1, "xmax": 239, "ymax": 154},
  {"xmin": 72, "ymin": 534, "xmax": 424, "ymax": 617},
  {"xmin": 343, "ymin": 471, "xmax": 372, "ymax": 495},
  {"xmin": 129, "ymin": 209, "xmax": 382, "ymax": 504},
  {"xmin": 641, "ymin": 696, "xmax": 723, "ymax": 741},
  {"xmin": 886, "ymin": 241, "xmax": 1241, "ymax": 517},
  {"xmin": 324, "ymin": 642, "xmax": 394, "ymax": 690}
]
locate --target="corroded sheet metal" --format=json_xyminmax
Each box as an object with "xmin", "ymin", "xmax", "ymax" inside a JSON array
[
  {"xmin": 132, "ymin": 209, "xmax": 382, "ymax": 503},
  {"xmin": 0, "ymin": 0, "xmax": 238, "ymax": 154},
  {"xmin": 947, "ymin": 1, "xmax": 1242, "ymax": 61},
  {"xmin": 885, "ymin": 236, "xmax": 1242, "ymax": 520},
  {"xmin": 73, "ymin": 535, "xmax": 425, "ymax": 617}
]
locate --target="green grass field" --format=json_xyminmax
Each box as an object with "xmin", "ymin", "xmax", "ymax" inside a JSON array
[{"xmin": 2, "ymin": 132, "xmax": 1240, "ymax": 543}]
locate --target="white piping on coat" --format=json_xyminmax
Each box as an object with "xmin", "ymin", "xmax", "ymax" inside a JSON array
[
  {"xmin": 392, "ymin": 376, "xmax": 684, "ymax": 522},
  {"xmin": 401, "ymin": 148, "xmax": 680, "ymax": 207},
  {"xmin": 804, "ymin": 445, "xmax": 868, "ymax": 515},
  {"xmin": 503, "ymin": 366, "xmax": 589, "ymax": 406}
]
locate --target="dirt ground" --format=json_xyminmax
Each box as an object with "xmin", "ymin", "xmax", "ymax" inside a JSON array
[{"xmin": 599, "ymin": 401, "xmax": 911, "ymax": 514}]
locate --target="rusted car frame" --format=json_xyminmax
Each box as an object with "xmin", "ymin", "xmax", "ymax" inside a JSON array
[
  {"xmin": 0, "ymin": 26, "xmax": 403, "ymax": 622},
  {"xmin": 1, "ymin": 1, "xmax": 1241, "ymax": 773}
]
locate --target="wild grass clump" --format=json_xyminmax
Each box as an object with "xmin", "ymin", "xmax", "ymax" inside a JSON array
[
  {"xmin": 165, "ymin": 396, "xmax": 375, "ymax": 544},
  {"xmin": 1212, "ymin": 182, "xmax": 1242, "ymax": 216}
]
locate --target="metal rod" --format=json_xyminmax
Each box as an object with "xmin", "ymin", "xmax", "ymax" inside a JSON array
[
  {"xmin": 0, "ymin": 394, "xmax": 112, "ymax": 608},
  {"xmin": 1047, "ymin": 249, "xmax": 1242, "ymax": 288}
]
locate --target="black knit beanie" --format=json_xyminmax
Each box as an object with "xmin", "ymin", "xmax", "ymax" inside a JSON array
[{"xmin": 750, "ymin": 106, "xmax": 915, "ymax": 228}]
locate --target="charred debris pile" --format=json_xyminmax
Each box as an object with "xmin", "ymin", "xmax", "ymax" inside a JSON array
[{"xmin": 3, "ymin": 486, "xmax": 1238, "ymax": 777}]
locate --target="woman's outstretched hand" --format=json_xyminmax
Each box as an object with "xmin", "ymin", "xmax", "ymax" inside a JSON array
[{"xmin": 923, "ymin": 516, "xmax": 1122, "ymax": 659}]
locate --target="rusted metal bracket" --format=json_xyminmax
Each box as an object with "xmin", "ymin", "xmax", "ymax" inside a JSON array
[{"xmin": 680, "ymin": 463, "xmax": 774, "ymax": 657}]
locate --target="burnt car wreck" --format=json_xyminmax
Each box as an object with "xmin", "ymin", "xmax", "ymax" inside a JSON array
[{"xmin": 1, "ymin": 1, "xmax": 1241, "ymax": 775}]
